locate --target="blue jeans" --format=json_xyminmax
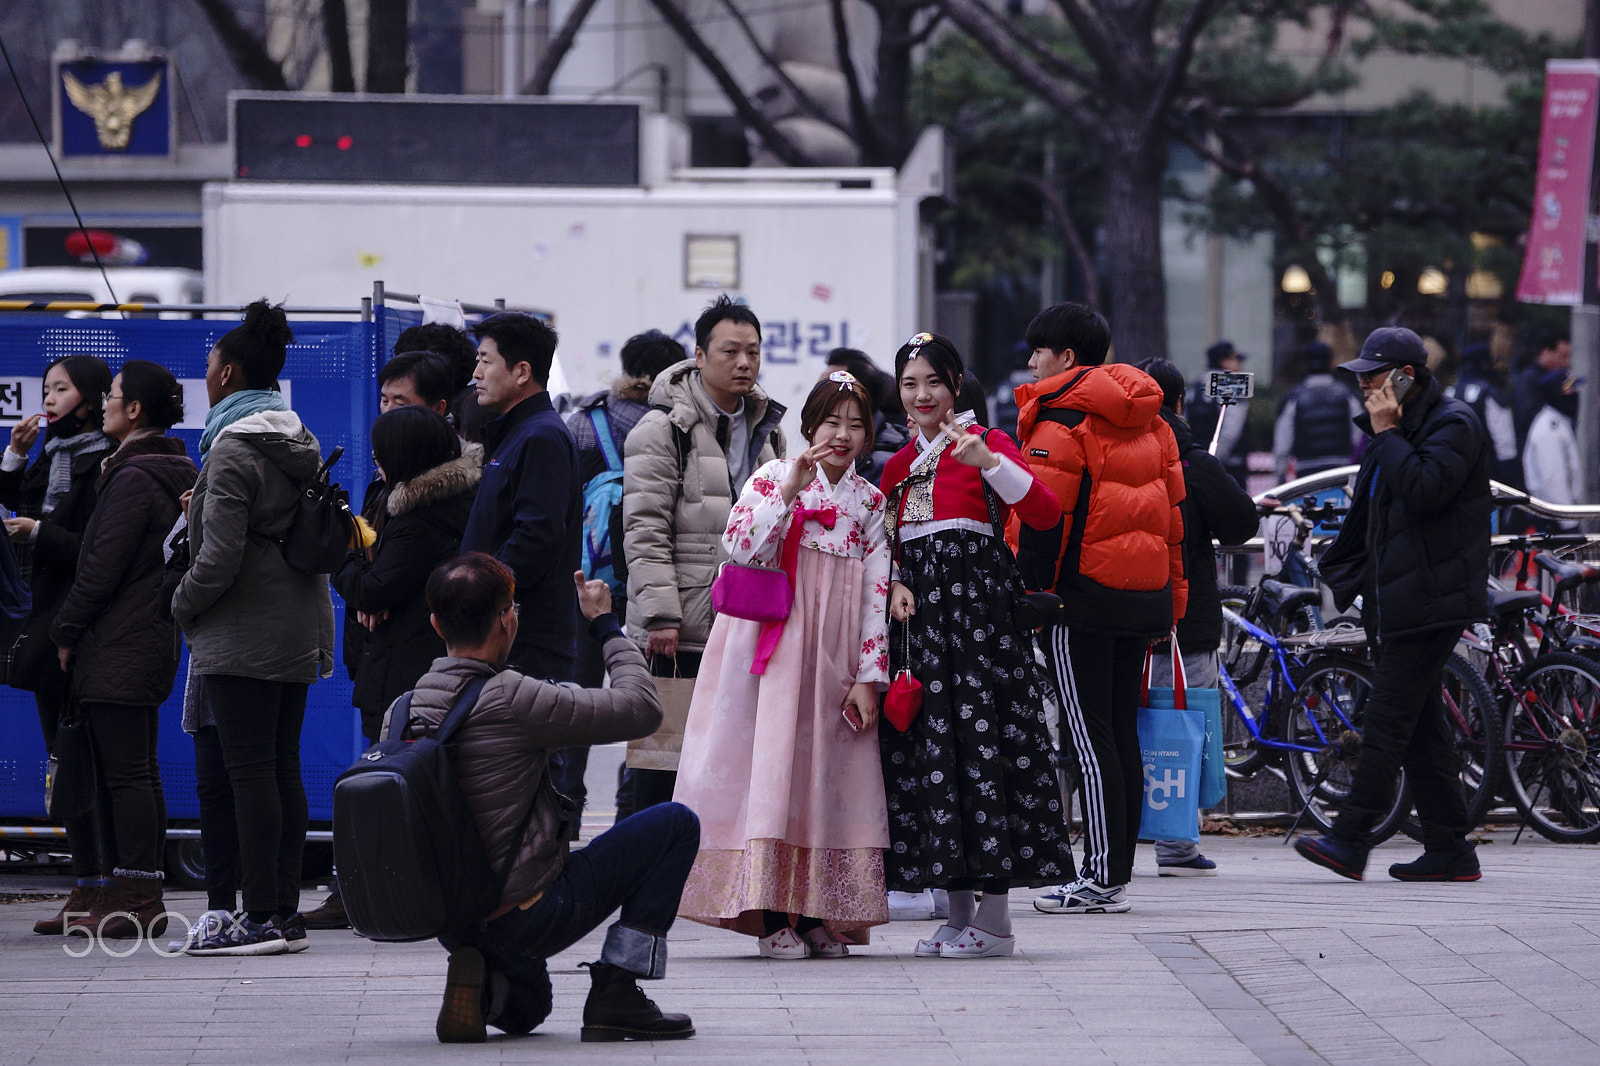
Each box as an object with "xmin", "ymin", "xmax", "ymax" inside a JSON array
[{"xmin": 441, "ymin": 801, "xmax": 700, "ymax": 1035}]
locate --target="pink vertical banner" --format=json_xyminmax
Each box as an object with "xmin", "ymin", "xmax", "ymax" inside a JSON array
[{"xmin": 1516, "ymin": 60, "xmax": 1600, "ymax": 306}]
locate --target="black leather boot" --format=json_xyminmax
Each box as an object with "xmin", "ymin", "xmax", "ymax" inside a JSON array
[
  {"xmin": 435, "ymin": 947, "xmax": 487, "ymax": 1044},
  {"xmin": 580, "ymin": 962, "xmax": 694, "ymax": 1042},
  {"xmin": 1388, "ymin": 843, "xmax": 1481, "ymax": 882}
]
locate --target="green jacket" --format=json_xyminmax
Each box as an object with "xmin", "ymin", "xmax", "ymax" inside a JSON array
[{"xmin": 172, "ymin": 409, "xmax": 335, "ymax": 683}]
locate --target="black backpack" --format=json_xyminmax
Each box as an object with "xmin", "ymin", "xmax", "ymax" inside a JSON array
[
  {"xmin": 332, "ymin": 676, "xmax": 536, "ymax": 941},
  {"xmin": 281, "ymin": 445, "xmax": 358, "ymax": 574}
]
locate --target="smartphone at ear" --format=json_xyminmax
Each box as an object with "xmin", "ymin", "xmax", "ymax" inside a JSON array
[{"xmin": 1388, "ymin": 367, "xmax": 1414, "ymax": 404}]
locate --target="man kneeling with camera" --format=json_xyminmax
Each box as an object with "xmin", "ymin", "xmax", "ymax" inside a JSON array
[{"xmin": 388, "ymin": 552, "xmax": 698, "ymax": 1043}]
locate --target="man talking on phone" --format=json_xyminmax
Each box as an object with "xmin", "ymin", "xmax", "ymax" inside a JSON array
[{"xmin": 1296, "ymin": 326, "xmax": 1491, "ymax": 884}]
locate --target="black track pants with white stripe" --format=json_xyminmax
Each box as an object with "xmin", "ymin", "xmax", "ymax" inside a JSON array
[{"xmin": 1046, "ymin": 626, "xmax": 1148, "ymax": 888}]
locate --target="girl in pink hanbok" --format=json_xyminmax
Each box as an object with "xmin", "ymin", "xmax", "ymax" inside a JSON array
[{"xmin": 674, "ymin": 373, "xmax": 891, "ymax": 959}]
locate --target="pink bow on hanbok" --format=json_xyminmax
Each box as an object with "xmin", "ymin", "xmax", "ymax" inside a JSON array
[{"xmin": 749, "ymin": 503, "xmax": 837, "ymax": 674}]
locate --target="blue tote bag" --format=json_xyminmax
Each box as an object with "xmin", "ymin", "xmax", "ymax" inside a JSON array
[
  {"xmin": 1143, "ymin": 644, "xmax": 1226, "ymax": 809},
  {"xmin": 1137, "ymin": 642, "xmax": 1205, "ymax": 843}
]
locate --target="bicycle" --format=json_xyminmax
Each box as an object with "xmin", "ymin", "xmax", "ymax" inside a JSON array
[
  {"xmin": 1216, "ymin": 604, "xmax": 1406, "ymax": 842},
  {"xmin": 1456, "ymin": 546, "xmax": 1600, "ymax": 843},
  {"xmin": 1218, "ymin": 497, "xmax": 1347, "ymax": 781}
]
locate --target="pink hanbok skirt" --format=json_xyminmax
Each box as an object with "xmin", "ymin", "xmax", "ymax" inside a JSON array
[{"xmin": 673, "ymin": 547, "xmax": 889, "ymax": 939}]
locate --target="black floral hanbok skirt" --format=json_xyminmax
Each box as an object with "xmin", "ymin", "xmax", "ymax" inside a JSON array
[{"xmin": 878, "ymin": 528, "xmax": 1072, "ymax": 890}]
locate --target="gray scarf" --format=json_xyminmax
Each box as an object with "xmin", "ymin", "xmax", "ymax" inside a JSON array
[{"xmin": 41, "ymin": 429, "xmax": 111, "ymax": 514}]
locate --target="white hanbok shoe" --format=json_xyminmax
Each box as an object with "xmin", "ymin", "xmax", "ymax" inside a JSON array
[
  {"xmin": 801, "ymin": 926, "xmax": 849, "ymax": 958},
  {"xmin": 913, "ymin": 923, "xmax": 963, "ymax": 958},
  {"xmin": 757, "ymin": 926, "xmax": 809, "ymax": 960},
  {"xmin": 938, "ymin": 926, "xmax": 1016, "ymax": 959}
]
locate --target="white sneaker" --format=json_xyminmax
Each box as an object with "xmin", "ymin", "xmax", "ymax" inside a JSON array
[
  {"xmin": 1033, "ymin": 879, "xmax": 1130, "ymax": 914},
  {"xmin": 887, "ymin": 889, "xmax": 937, "ymax": 921},
  {"xmin": 914, "ymin": 923, "xmax": 963, "ymax": 958},
  {"xmin": 757, "ymin": 926, "xmax": 809, "ymax": 960},
  {"xmin": 930, "ymin": 888, "xmax": 950, "ymax": 921},
  {"xmin": 938, "ymin": 925, "xmax": 1016, "ymax": 959}
]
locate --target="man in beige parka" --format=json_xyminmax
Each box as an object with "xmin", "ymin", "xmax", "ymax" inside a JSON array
[{"xmin": 618, "ymin": 295, "xmax": 786, "ymax": 813}]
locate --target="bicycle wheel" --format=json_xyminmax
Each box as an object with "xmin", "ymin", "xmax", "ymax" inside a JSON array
[
  {"xmin": 1399, "ymin": 651, "xmax": 1504, "ymax": 841},
  {"xmin": 1503, "ymin": 651, "xmax": 1600, "ymax": 843},
  {"xmin": 1283, "ymin": 656, "xmax": 1407, "ymax": 843},
  {"xmin": 1219, "ymin": 586, "xmax": 1273, "ymax": 779}
]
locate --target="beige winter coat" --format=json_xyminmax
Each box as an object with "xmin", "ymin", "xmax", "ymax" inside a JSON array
[
  {"xmin": 621, "ymin": 361, "xmax": 785, "ymax": 652},
  {"xmin": 382, "ymin": 628, "xmax": 660, "ymax": 908}
]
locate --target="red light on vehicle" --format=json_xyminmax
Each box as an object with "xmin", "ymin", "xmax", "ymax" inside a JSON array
[
  {"xmin": 64, "ymin": 230, "xmax": 116, "ymax": 258},
  {"xmin": 295, "ymin": 134, "xmax": 313, "ymax": 148},
  {"xmin": 336, "ymin": 135, "xmax": 353, "ymax": 151}
]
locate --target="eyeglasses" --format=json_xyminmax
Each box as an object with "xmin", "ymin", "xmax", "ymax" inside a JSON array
[
  {"xmin": 1355, "ymin": 369, "xmax": 1389, "ymax": 386},
  {"xmin": 106, "ymin": 393, "xmax": 124, "ymax": 405},
  {"xmin": 500, "ymin": 602, "xmax": 520, "ymax": 618}
]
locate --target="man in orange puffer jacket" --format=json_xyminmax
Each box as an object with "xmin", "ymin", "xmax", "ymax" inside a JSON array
[{"xmin": 1004, "ymin": 303, "xmax": 1187, "ymax": 916}]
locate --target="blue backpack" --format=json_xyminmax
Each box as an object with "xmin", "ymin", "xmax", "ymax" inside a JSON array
[{"xmin": 580, "ymin": 407, "xmax": 626, "ymax": 597}]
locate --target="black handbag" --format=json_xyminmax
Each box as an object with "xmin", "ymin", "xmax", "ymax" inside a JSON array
[
  {"xmin": 282, "ymin": 446, "xmax": 358, "ymax": 575},
  {"xmin": 46, "ymin": 692, "xmax": 98, "ymax": 823},
  {"xmin": 4, "ymin": 616, "xmax": 58, "ymax": 693}
]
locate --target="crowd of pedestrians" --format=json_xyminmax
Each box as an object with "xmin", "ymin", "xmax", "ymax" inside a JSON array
[{"xmin": 13, "ymin": 291, "xmax": 1585, "ymax": 1044}]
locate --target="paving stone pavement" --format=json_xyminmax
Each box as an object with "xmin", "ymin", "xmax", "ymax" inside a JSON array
[{"xmin": 2, "ymin": 828, "xmax": 1598, "ymax": 1065}]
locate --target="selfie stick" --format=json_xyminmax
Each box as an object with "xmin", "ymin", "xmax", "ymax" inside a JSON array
[{"xmin": 1208, "ymin": 396, "xmax": 1234, "ymax": 457}]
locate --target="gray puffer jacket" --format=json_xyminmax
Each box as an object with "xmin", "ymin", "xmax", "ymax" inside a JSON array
[
  {"xmin": 622, "ymin": 361, "xmax": 785, "ymax": 651},
  {"xmin": 383, "ymin": 624, "xmax": 660, "ymax": 908},
  {"xmin": 172, "ymin": 409, "xmax": 335, "ymax": 683}
]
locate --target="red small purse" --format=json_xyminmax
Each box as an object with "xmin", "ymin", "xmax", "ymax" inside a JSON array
[{"xmin": 883, "ymin": 625, "xmax": 923, "ymax": 732}]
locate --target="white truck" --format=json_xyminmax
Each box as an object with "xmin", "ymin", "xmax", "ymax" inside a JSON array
[{"xmin": 202, "ymin": 120, "xmax": 948, "ymax": 435}]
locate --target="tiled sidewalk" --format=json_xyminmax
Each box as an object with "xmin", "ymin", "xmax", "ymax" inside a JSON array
[{"xmin": 2, "ymin": 828, "xmax": 1597, "ymax": 1065}]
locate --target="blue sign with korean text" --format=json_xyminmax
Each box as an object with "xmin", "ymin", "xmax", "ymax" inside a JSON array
[{"xmin": 58, "ymin": 58, "xmax": 172, "ymax": 157}]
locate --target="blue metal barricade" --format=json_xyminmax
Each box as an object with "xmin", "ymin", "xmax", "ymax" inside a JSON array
[{"xmin": 0, "ymin": 314, "xmax": 378, "ymax": 825}]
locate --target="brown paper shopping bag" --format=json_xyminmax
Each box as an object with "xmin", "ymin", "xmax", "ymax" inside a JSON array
[{"xmin": 626, "ymin": 665, "xmax": 695, "ymax": 771}]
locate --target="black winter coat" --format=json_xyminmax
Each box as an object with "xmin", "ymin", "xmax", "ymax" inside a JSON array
[
  {"xmin": 1319, "ymin": 376, "xmax": 1490, "ymax": 641},
  {"xmin": 342, "ymin": 476, "xmax": 387, "ymax": 682},
  {"xmin": 0, "ymin": 431, "xmax": 109, "ymax": 692},
  {"xmin": 334, "ymin": 448, "xmax": 480, "ymax": 739},
  {"xmin": 50, "ymin": 436, "xmax": 197, "ymax": 706},
  {"xmin": 461, "ymin": 392, "xmax": 582, "ymax": 678},
  {"xmin": 1163, "ymin": 410, "xmax": 1261, "ymax": 653}
]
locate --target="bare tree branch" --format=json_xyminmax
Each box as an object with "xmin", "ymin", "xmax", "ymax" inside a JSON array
[
  {"xmin": 525, "ymin": 0, "xmax": 603, "ymax": 95},
  {"xmin": 324, "ymin": 0, "xmax": 355, "ymax": 92},
  {"xmin": 1144, "ymin": 0, "xmax": 1225, "ymax": 138},
  {"xmin": 641, "ymin": 0, "xmax": 809, "ymax": 166},
  {"xmin": 711, "ymin": 0, "xmax": 853, "ymax": 137},
  {"xmin": 366, "ymin": 0, "xmax": 409, "ymax": 92},
  {"xmin": 1049, "ymin": 0, "xmax": 1117, "ymax": 69},
  {"xmin": 903, "ymin": 8, "xmax": 946, "ymax": 48},
  {"xmin": 1168, "ymin": 111, "xmax": 1345, "ymax": 324},
  {"xmin": 830, "ymin": 0, "xmax": 881, "ymax": 159},
  {"xmin": 939, "ymin": 0, "xmax": 1104, "ymax": 136},
  {"xmin": 1017, "ymin": 171, "xmax": 1101, "ymax": 308},
  {"xmin": 188, "ymin": 0, "xmax": 288, "ymax": 90},
  {"xmin": 997, "ymin": 13, "xmax": 1099, "ymax": 92}
]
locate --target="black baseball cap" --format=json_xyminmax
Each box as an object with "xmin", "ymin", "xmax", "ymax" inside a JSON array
[
  {"xmin": 1206, "ymin": 341, "xmax": 1244, "ymax": 367},
  {"xmin": 1340, "ymin": 326, "xmax": 1427, "ymax": 375}
]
